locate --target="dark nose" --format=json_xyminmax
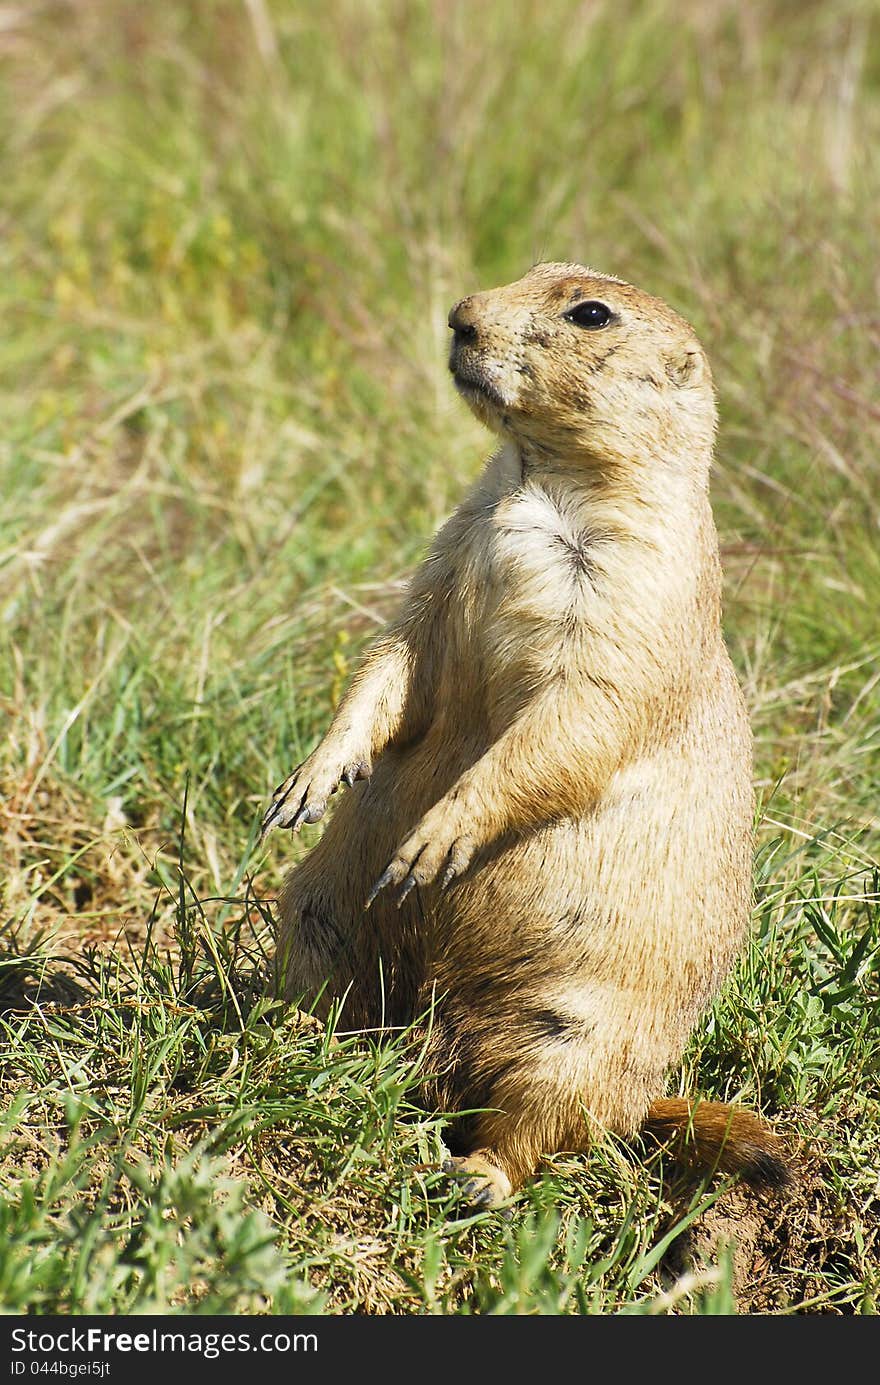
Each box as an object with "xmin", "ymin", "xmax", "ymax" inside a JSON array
[{"xmin": 448, "ymin": 297, "xmax": 478, "ymax": 343}]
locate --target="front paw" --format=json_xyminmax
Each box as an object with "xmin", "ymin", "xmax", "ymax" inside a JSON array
[
  {"xmin": 444, "ymin": 1155, "xmax": 513, "ymax": 1211},
  {"xmin": 365, "ymin": 804, "xmax": 476, "ymax": 908},
  {"xmin": 261, "ymin": 743, "xmax": 371, "ymax": 837}
]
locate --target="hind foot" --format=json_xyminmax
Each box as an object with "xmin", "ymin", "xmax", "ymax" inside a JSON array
[{"xmin": 444, "ymin": 1152, "xmax": 513, "ymax": 1210}]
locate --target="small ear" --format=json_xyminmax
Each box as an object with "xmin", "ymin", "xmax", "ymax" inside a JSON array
[{"xmin": 665, "ymin": 348, "xmax": 702, "ymax": 387}]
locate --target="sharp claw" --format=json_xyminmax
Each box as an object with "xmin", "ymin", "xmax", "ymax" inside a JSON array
[
  {"xmin": 343, "ymin": 762, "xmax": 371, "ymax": 788},
  {"xmin": 459, "ymin": 1179, "xmax": 494, "ymax": 1209},
  {"xmin": 396, "ymin": 874, "xmax": 418, "ymax": 907},
  {"xmin": 261, "ymin": 797, "xmax": 287, "ymax": 837},
  {"xmin": 262, "ymin": 785, "xmax": 310, "ymax": 835},
  {"xmin": 439, "ymin": 864, "xmax": 457, "ymax": 890},
  {"xmin": 443, "ymin": 1165, "xmax": 494, "ymax": 1209},
  {"xmin": 291, "ymin": 795, "xmax": 328, "ymax": 831},
  {"xmin": 269, "ymin": 778, "xmax": 300, "ymax": 820},
  {"xmin": 279, "ymin": 786, "xmax": 311, "ymax": 825},
  {"xmin": 365, "ymin": 867, "xmax": 395, "ymax": 910}
]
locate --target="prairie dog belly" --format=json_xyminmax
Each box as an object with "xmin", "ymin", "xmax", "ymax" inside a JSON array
[{"xmin": 430, "ymin": 670, "xmax": 752, "ymax": 1068}]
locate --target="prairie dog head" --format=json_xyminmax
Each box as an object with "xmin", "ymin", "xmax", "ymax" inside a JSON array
[{"xmin": 448, "ymin": 262, "xmax": 716, "ymax": 471}]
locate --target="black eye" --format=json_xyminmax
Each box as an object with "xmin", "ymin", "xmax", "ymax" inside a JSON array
[{"xmin": 564, "ymin": 299, "xmax": 613, "ymax": 329}]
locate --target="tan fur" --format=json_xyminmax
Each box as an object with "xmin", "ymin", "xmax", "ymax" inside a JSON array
[
  {"xmin": 643, "ymin": 1099, "xmax": 790, "ymax": 1188},
  {"xmin": 263, "ymin": 262, "xmax": 786, "ymax": 1205}
]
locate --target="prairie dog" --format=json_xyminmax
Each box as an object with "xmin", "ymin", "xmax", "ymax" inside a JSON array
[{"xmin": 263, "ymin": 262, "xmax": 787, "ymax": 1206}]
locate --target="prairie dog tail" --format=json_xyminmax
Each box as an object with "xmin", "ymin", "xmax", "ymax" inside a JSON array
[{"xmin": 643, "ymin": 1098, "xmax": 791, "ymax": 1190}]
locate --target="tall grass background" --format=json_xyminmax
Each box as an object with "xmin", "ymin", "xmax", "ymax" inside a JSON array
[{"xmin": 0, "ymin": 0, "xmax": 878, "ymax": 1313}]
